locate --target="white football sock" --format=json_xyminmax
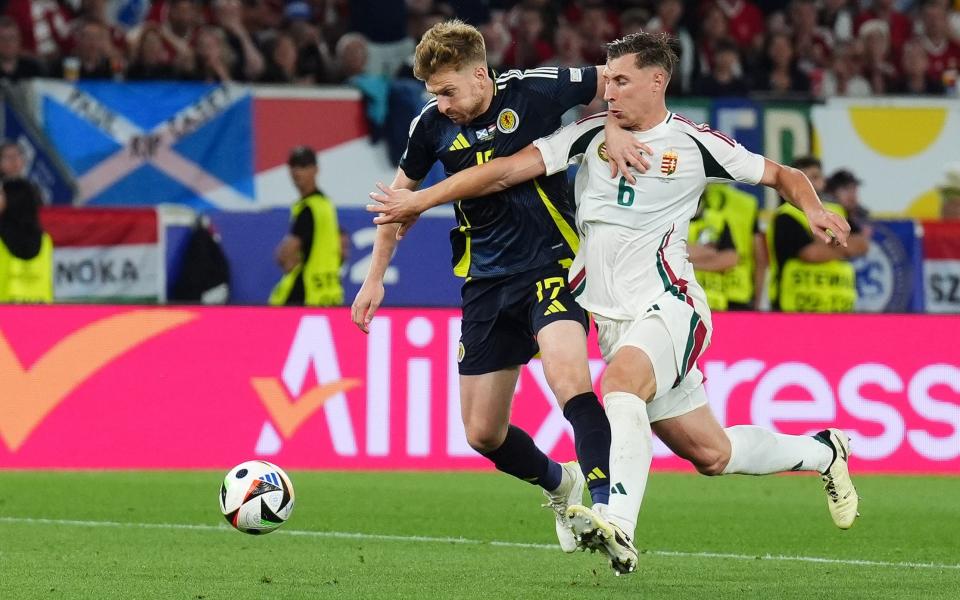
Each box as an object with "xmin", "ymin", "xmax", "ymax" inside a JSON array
[
  {"xmin": 722, "ymin": 425, "xmax": 834, "ymax": 475},
  {"xmin": 603, "ymin": 391, "xmax": 653, "ymax": 541}
]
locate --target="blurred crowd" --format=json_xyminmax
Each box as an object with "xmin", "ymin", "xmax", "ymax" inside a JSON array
[{"xmin": 0, "ymin": 0, "xmax": 956, "ymax": 96}]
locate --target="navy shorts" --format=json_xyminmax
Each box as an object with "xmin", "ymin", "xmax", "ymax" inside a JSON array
[{"xmin": 457, "ymin": 264, "xmax": 590, "ymax": 376}]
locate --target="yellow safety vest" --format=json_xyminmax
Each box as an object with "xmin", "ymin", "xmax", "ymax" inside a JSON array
[
  {"xmin": 688, "ymin": 208, "xmax": 729, "ymax": 311},
  {"xmin": 269, "ymin": 193, "xmax": 344, "ymax": 307},
  {"xmin": 767, "ymin": 202, "xmax": 856, "ymax": 313},
  {"xmin": 703, "ymin": 184, "xmax": 757, "ymax": 305},
  {"xmin": 0, "ymin": 233, "xmax": 54, "ymax": 303}
]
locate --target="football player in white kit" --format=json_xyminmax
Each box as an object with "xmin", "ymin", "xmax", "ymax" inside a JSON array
[{"xmin": 368, "ymin": 32, "xmax": 859, "ymax": 575}]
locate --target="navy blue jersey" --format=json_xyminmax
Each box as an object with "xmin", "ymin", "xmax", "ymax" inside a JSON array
[{"xmin": 400, "ymin": 66, "xmax": 599, "ymax": 279}]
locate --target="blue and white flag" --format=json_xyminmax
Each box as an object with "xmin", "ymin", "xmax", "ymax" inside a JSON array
[{"xmin": 34, "ymin": 80, "xmax": 255, "ymax": 211}]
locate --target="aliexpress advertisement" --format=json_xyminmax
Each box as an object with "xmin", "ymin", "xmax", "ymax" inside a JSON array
[{"xmin": 0, "ymin": 307, "xmax": 957, "ymax": 473}]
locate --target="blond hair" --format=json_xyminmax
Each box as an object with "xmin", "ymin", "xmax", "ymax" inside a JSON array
[{"xmin": 413, "ymin": 19, "xmax": 486, "ymax": 81}]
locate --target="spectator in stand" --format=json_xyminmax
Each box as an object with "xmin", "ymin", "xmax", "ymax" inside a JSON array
[
  {"xmin": 545, "ymin": 25, "xmax": 586, "ymax": 68},
  {"xmin": 158, "ymin": 0, "xmax": 201, "ymax": 52},
  {"xmin": 860, "ymin": 19, "xmax": 898, "ymax": 93},
  {"xmin": 855, "ymin": 0, "xmax": 912, "ymax": 56},
  {"xmin": 503, "ymin": 4, "xmax": 555, "ymax": 70},
  {"xmin": 211, "ymin": 0, "xmax": 266, "ymax": 81},
  {"xmin": 645, "ymin": 0, "xmax": 696, "ymax": 95},
  {"xmin": 71, "ymin": 0, "xmax": 129, "ymax": 60},
  {"xmin": 696, "ymin": 3, "xmax": 732, "ymax": 78},
  {"xmin": 51, "ymin": 20, "xmax": 115, "ymax": 80},
  {"xmin": 0, "ymin": 178, "xmax": 53, "ymax": 304},
  {"xmin": 820, "ymin": 0, "xmax": 856, "ymax": 44},
  {"xmin": 819, "ymin": 39, "xmax": 872, "ymax": 96},
  {"xmin": 694, "ymin": 38, "xmax": 749, "ymax": 96},
  {"xmin": 707, "ymin": 0, "xmax": 765, "ymax": 54},
  {"xmin": 791, "ymin": 0, "xmax": 834, "ymax": 75},
  {"xmin": 241, "ymin": 0, "xmax": 286, "ymax": 47},
  {"xmin": 186, "ymin": 25, "xmax": 237, "ymax": 83},
  {"xmin": 0, "ymin": 16, "xmax": 44, "ymax": 82},
  {"xmin": 577, "ymin": 1, "xmax": 616, "ymax": 65},
  {"xmin": 893, "ymin": 38, "xmax": 947, "ymax": 93},
  {"xmin": 286, "ymin": 9, "xmax": 337, "ymax": 84},
  {"xmin": 3, "ymin": 0, "xmax": 70, "ymax": 60},
  {"xmin": 756, "ymin": 31, "xmax": 812, "ymax": 95},
  {"xmin": 479, "ymin": 17, "xmax": 512, "ymax": 71},
  {"xmin": 261, "ymin": 30, "xmax": 309, "ymax": 83},
  {"xmin": 126, "ymin": 23, "xmax": 183, "ymax": 80},
  {"xmin": 916, "ymin": 0, "xmax": 960, "ymax": 88},
  {"xmin": 349, "ymin": 0, "xmax": 413, "ymax": 77},
  {"xmin": 334, "ymin": 31, "xmax": 368, "ymax": 82}
]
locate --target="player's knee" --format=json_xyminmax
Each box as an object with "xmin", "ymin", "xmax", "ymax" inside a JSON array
[
  {"xmin": 601, "ymin": 364, "xmax": 655, "ymax": 402},
  {"xmin": 465, "ymin": 427, "xmax": 507, "ymax": 454},
  {"xmin": 691, "ymin": 450, "xmax": 730, "ymax": 477}
]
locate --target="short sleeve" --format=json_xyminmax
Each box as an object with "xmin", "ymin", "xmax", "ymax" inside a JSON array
[
  {"xmin": 398, "ymin": 105, "xmax": 437, "ymax": 181},
  {"xmin": 533, "ymin": 113, "xmax": 606, "ymax": 176},
  {"xmin": 291, "ymin": 207, "xmax": 314, "ymax": 259},
  {"xmin": 519, "ymin": 66, "xmax": 598, "ymax": 116},
  {"xmin": 685, "ymin": 125, "xmax": 765, "ymax": 185}
]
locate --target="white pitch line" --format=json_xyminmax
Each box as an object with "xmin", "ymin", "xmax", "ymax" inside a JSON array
[{"xmin": 1, "ymin": 516, "xmax": 958, "ymax": 572}]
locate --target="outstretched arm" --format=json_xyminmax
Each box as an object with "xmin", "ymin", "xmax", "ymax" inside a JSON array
[
  {"xmin": 759, "ymin": 158, "xmax": 851, "ymax": 247},
  {"xmin": 368, "ymin": 143, "xmax": 547, "ymax": 231}
]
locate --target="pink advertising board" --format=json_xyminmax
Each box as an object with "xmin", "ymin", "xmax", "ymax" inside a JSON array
[{"xmin": 0, "ymin": 306, "xmax": 957, "ymax": 473}]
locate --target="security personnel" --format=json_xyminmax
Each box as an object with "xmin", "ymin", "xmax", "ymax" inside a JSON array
[
  {"xmin": 688, "ymin": 196, "xmax": 737, "ymax": 311},
  {"xmin": 703, "ymin": 183, "xmax": 764, "ymax": 309},
  {"xmin": 0, "ymin": 178, "xmax": 53, "ymax": 303},
  {"xmin": 269, "ymin": 146, "xmax": 344, "ymax": 306},
  {"xmin": 767, "ymin": 200, "xmax": 867, "ymax": 312}
]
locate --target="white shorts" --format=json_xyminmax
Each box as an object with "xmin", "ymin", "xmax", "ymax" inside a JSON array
[{"xmin": 594, "ymin": 285, "xmax": 712, "ymax": 422}]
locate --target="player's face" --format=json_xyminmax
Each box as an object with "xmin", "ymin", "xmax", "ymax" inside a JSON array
[
  {"xmin": 426, "ymin": 65, "xmax": 487, "ymax": 125},
  {"xmin": 603, "ymin": 55, "xmax": 667, "ymax": 129}
]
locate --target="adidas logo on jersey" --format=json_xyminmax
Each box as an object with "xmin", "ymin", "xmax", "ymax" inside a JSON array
[
  {"xmin": 448, "ymin": 133, "xmax": 470, "ymax": 151},
  {"xmin": 543, "ymin": 300, "xmax": 567, "ymax": 315}
]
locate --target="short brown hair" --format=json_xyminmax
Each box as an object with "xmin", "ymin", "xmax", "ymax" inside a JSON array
[
  {"xmin": 605, "ymin": 31, "xmax": 679, "ymax": 77},
  {"xmin": 413, "ymin": 19, "xmax": 486, "ymax": 81}
]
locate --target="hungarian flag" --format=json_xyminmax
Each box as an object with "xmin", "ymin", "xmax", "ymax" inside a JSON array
[{"xmin": 40, "ymin": 207, "xmax": 164, "ymax": 303}]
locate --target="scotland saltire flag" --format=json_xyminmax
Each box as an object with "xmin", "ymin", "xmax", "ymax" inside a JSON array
[{"xmin": 36, "ymin": 80, "xmax": 254, "ymax": 211}]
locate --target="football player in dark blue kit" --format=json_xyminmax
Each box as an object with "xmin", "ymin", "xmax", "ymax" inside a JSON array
[{"xmin": 350, "ymin": 20, "xmax": 650, "ymax": 551}]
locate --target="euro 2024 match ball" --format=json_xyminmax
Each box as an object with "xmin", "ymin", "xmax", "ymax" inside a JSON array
[{"xmin": 219, "ymin": 460, "xmax": 295, "ymax": 535}]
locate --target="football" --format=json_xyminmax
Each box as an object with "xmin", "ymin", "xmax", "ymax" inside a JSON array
[{"xmin": 219, "ymin": 461, "xmax": 295, "ymax": 535}]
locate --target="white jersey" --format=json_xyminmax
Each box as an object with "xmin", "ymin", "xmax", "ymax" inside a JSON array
[{"xmin": 533, "ymin": 111, "xmax": 765, "ymax": 320}]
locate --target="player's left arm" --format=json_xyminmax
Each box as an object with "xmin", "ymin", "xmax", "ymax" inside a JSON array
[
  {"xmin": 368, "ymin": 144, "xmax": 547, "ymax": 233},
  {"xmin": 759, "ymin": 158, "xmax": 851, "ymax": 247}
]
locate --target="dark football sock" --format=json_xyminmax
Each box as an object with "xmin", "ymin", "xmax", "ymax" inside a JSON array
[
  {"xmin": 563, "ymin": 392, "xmax": 612, "ymax": 505},
  {"xmin": 481, "ymin": 425, "xmax": 562, "ymax": 491}
]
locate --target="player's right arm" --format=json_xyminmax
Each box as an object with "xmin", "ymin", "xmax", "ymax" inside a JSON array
[
  {"xmin": 369, "ymin": 115, "xmax": 594, "ymax": 229},
  {"xmin": 369, "ymin": 144, "xmax": 547, "ymax": 230},
  {"xmin": 350, "ymin": 168, "xmax": 420, "ymax": 334}
]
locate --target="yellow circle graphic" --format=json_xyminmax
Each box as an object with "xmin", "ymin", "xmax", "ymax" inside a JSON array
[{"xmin": 849, "ymin": 107, "xmax": 947, "ymax": 158}]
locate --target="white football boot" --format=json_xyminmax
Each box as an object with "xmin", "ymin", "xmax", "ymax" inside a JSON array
[
  {"xmin": 817, "ymin": 428, "xmax": 860, "ymax": 529},
  {"xmin": 567, "ymin": 504, "xmax": 638, "ymax": 575},
  {"xmin": 542, "ymin": 461, "xmax": 585, "ymax": 553}
]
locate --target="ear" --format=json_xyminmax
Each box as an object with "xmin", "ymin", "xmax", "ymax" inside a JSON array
[
  {"xmin": 652, "ymin": 70, "xmax": 667, "ymax": 92},
  {"xmin": 473, "ymin": 64, "xmax": 488, "ymax": 82}
]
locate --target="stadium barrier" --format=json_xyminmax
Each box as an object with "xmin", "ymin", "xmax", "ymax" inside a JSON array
[{"xmin": 1, "ymin": 306, "xmax": 956, "ymax": 473}]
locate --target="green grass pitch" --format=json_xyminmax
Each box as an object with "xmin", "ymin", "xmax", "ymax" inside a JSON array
[{"xmin": 0, "ymin": 471, "xmax": 958, "ymax": 599}]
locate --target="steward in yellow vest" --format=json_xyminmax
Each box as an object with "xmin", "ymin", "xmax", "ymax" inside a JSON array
[
  {"xmin": 767, "ymin": 201, "xmax": 860, "ymax": 313},
  {"xmin": 270, "ymin": 146, "xmax": 344, "ymax": 307},
  {"xmin": 699, "ymin": 183, "xmax": 763, "ymax": 310},
  {"xmin": 0, "ymin": 178, "xmax": 53, "ymax": 303},
  {"xmin": 688, "ymin": 196, "xmax": 737, "ymax": 311}
]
